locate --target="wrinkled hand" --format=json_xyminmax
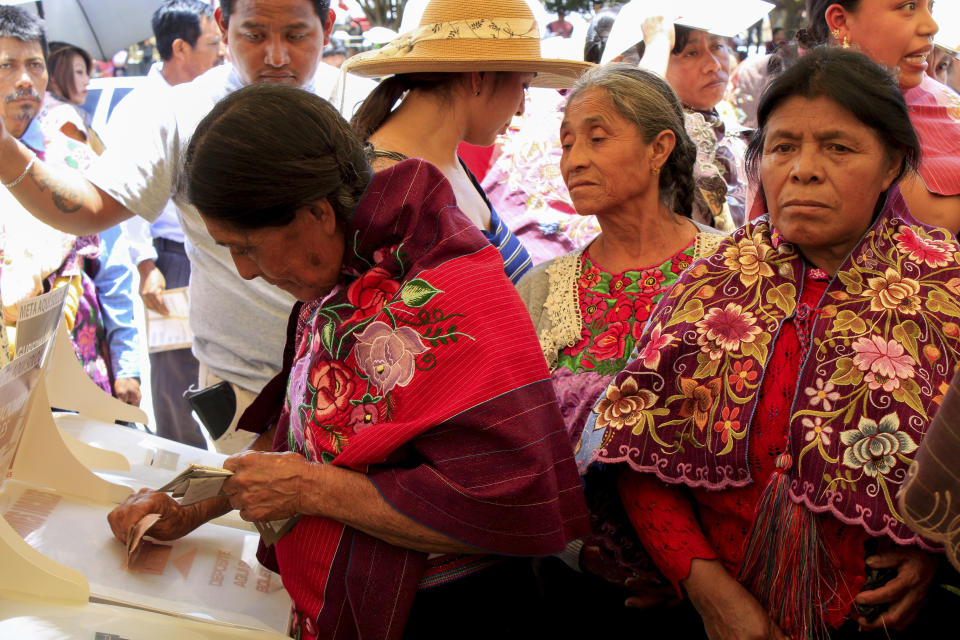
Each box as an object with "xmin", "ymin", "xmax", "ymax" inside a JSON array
[
  {"xmin": 138, "ymin": 260, "xmax": 168, "ymax": 315},
  {"xmin": 107, "ymin": 488, "xmax": 205, "ymax": 544},
  {"xmin": 114, "ymin": 377, "xmax": 142, "ymax": 406},
  {"xmin": 685, "ymin": 560, "xmax": 788, "ymax": 640},
  {"xmin": 856, "ymin": 546, "xmax": 937, "ymax": 631},
  {"xmin": 222, "ymin": 451, "xmax": 312, "ymax": 522},
  {"xmin": 579, "ymin": 544, "xmax": 676, "ymax": 608}
]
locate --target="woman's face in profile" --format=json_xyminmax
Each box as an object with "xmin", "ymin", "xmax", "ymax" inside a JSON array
[
  {"xmin": 760, "ymin": 94, "xmax": 901, "ymax": 263},
  {"xmin": 68, "ymin": 53, "xmax": 89, "ymax": 105},
  {"xmin": 202, "ymin": 204, "xmax": 345, "ymax": 302},
  {"xmin": 665, "ymin": 29, "xmax": 730, "ymax": 111},
  {"xmin": 838, "ymin": 0, "xmax": 937, "ymax": 90}
]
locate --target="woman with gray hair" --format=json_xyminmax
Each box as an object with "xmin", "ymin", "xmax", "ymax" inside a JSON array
[{"xmin": 515, "ymin": 64, "xmax": 725, "ymax": 626}]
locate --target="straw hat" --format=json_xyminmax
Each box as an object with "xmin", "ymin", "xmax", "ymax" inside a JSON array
[{"xmin": 341, "ymin": 0, "xmax": 593, "ymax": 88}]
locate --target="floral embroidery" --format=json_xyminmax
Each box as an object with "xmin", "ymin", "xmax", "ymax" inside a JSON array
[
  {"xmin": 864, "ymin": 268, "xmax": 921, "ymax": 315},
  {"xmin": 557, "ymin": 244, "xmax": 694, "ymax": 375},
  {"xmin": 802, "ymin": 416, "xmax": 832, "ymax": 447},
  {"xmin": 595, "ymin": 376, "xmax": 666, "ymax": 437},
  {"xmin": 894, "ymin": 226, "xmax": 952, "ymax": 268},
  {"xmin": 288, "ymin": 244, "xmax": 473, "ymax": 461},
  {"xmin": 695, "ymin": 303, "xmax": 763, "ymax": 361},
  {"xmin": 840, "ymin": 413, "xmax": 918, "ymax": 478},
  {"xmin": 728, "ymin": 359, "xmax": 758, "ymax": 393},
  {"xmin": 637, "ymin": 322, "xmax": 676, "ymax": 370},
  {"xmin": 345, "ymin": 266, "xmax": 401, "ymax": 323},
  {"xmin": 804, "ymin": 378, "xmax": 840, "ymax": 411},
  {"xmin": 579, "ymin": 204, "xmax": 960, "ymax": 541},
  {"xmin": 677, "ymin": 377, "xmax": 722, "ymax": 432},
  {"xmin": 851, "ymin": 335, "xmax": 916, "ymax": 392},
  {"xmin": 355, "ymin": 321, "xmax": 428, "ymax": 393},
  {"xmin": 723, "ymin": 233, "xmax": 774, "ymax": 287},
  {"xmin": 307, "ymin": 360, "xmax": 356, "ymax": 428}
]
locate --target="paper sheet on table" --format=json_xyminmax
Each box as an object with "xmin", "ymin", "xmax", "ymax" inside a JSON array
[
  {"xmin": 125, "ymin": 513, "xmax": 162, "ymax": 570},
  {"xmin": 145, "ymin": 287, "xmax": 192, "ymax": 352}
]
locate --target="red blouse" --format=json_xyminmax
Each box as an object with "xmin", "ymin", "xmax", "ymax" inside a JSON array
[{"xmin": 620, "ymin": 267, "xmax": 868, "ymax": 628}]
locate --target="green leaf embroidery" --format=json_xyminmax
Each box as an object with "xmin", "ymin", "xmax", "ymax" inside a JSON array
[
  {"xmin": 834, "ymin": 310, "xmax": 867, "ymax": 335},
  {"xmin": 320, "ymin": 320, "xmax": 335, "ymax": 355},
  {"xmin": 401, "ymin": 278, "xmax": 443, "ymax": 307},
  {"xmin": 892, "ymin": 321, "xmax": 921, "ymax": 362},
  {"xmin": 830, "ymin": 357, "xmax": 864, "ymax": 387},
  {"xmin": 927, "ymin": 290, "xmax": 960, "ymax": 318}
]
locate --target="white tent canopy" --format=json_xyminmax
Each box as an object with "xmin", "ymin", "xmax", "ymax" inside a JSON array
[{"xmin": 1, "ymin": 0, "xmax": 167, "ymax": 60}]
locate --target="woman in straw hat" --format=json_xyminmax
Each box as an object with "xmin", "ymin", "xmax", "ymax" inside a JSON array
[{"xmin": 342, "ymin": 0, "xmax": 591, "ymax": 284}]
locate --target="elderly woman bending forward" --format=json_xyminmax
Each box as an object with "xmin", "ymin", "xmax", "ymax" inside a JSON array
[
  {"xmin": 107, "ymin": 84, "xmax": 589, "ymax": 640},
  {"xmin": 576, "ymin": 48, "xmax": 960, "ymax": 639}
]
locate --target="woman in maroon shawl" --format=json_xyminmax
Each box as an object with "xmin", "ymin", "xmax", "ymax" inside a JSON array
[
  {"xmin": 577, "ymin": 48, "xmax": 960, "ymax": 639},
  {"xmin": 107, "ymin": 83, "xmax": 589, "ymax": 639}
]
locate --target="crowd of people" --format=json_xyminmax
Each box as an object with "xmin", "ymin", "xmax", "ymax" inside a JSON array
[{"xmin": 1, "ymin": 0, "xmax": 960, "ymax": 638}]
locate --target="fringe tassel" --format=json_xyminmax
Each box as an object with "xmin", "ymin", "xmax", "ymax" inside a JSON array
[{"xmin": 738, "ymin": 453, "xmax": 836, "ymax": 640}]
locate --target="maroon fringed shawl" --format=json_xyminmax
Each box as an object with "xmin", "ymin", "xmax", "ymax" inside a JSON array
[
  {"xmin": 239, "ymin": 160, "xmax": 589, "ymax": 639},
  {"xmin": 578, "ymin": 187, "xmax": 960, "ymax": 546}
]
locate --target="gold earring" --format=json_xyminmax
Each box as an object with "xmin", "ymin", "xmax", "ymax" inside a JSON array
[
  {"xmin": 651, "ymin": 166, "xmax": 660, "ymax": 176},
  {"xmin": 842, "ymin": 35, "xmax": 851, "ymax": 49}
]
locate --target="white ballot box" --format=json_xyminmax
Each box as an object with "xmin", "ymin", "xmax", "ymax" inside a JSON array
[{"xmin": 0, "ymin": 289, "xmax": 291, "ymax": 636}]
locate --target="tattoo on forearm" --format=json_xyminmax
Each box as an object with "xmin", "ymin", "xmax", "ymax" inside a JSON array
[{"xmin": 28, "ymin": 168, "xmax": 83, "ymax": 214}]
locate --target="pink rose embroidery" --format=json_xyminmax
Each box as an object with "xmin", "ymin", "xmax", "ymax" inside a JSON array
[{"xmin": 355, "ymin": 321, "xmax": 428, "ymax": 393}]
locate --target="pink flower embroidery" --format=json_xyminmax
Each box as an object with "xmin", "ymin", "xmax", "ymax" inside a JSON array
[
  {"xmin": 581, "ymin": 295, "xmax": 609, "ymax": 323},
  {"xmin": 804, "ymin": 378, "xmax": 840, "ymax": 411},
  {"xmin": 355, "ymin": 321, "xmax": 428, "ymax": 393},
  {"xmin": 348, "ymin": 403, "xmax": 380, "ymax": 433},
  {"xmin": 638, "ymin": 322, "xmax": 676, "ymax": 370},
  {"xmin": 894, "ymin": 226, "xmax": 952, "ymax": 268},
  {"xmin": 851, "ymin": 335, "xmax": 916, "ymax": 391},
  {"xmin": 695, "ymin": 303, "xmax": 763, "ymax": 360},
  {"xmin": 802, "ymin": 416, "xmax": 833, "ymax": 446}
]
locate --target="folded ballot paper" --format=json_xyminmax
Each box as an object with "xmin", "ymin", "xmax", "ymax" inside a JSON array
[{"xmin": 156, "ymin": 464, "xmax": 298, "ymax": 546}]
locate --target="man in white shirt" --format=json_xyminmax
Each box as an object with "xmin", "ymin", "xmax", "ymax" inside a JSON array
[
  {"xmin": 114, "ymin": 0, "xmax": 222, "ymax": 447},
  {"xmin": 0, "ymin": 0, "xmax": 369, "ymax": 452}
]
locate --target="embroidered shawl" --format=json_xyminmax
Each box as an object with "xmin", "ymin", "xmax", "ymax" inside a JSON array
[
  {"xmin": 239, "ymin": 160, "xmax": 589, "ymax": 639},
  {"xmin": 578, "ymin": 187, "xmax": 960, "ymax": 546},
  {"xmin": 903, "ymin": 74, "xmax": 960, "ymax": 197}
]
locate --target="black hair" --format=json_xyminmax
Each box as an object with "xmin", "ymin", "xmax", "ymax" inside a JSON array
[
  {"xmin": 153, "ymin": 0, "xmax": 215, "ymax": 61},
  {"xmin": 184, "ymin": 83, "xmax": 372, "ymax": 230},
  {"xmin": 566, "ymin": 63, "xmax": 697, "ymax": 217},
  {"xmin": 746, "ymin": 47, "xmax": 919, "ymax": 186},
  {"xmin": 219, "ymin": 0, "xmax": 330, "ymax": 27},
  {"xmin": 799, "ymin": 0, "xmax": 860, "ymax": 48},
  {"xmin": 0, "ymin": 6, "xmax": 44, "ymax": 43},
  {"xmin": 633, "ymin": 25, "xmax": 701, "ymax": 64}
]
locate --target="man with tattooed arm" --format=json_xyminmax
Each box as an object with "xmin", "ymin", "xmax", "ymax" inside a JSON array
[{"xmin": 0, "ymin": 0, "xmax": 368, "ymax": 452}]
